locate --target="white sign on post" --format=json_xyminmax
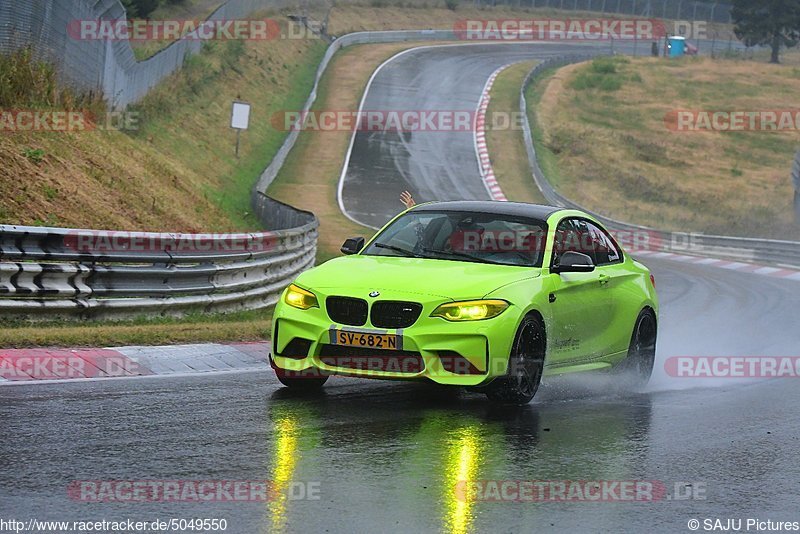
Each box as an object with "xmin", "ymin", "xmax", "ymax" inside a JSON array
[
  {"xmin": 231, "ymin": 101, "xmax": 251, "ymax": 158},
  {"xmin": 231, "ymin": 101, "xmax": 251, "ymax": 130}
]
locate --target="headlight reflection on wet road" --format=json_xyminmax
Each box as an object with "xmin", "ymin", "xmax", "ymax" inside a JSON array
[
  {"xmin": 269, "ymin": 416, "xmax": 299, "ymax": 533},
  {"xmin": 444, "ymin": 426, "xmax": 481, "ymax": 534}
]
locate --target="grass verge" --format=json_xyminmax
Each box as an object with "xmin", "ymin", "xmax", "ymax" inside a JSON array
[
  {"xmin": 0, "ymin": 310, "xmax": 271, "ymax": 349},
  {"xmin": 130, "ymin": 0, "xmax": 227, "ymax": 60},
  {"xmin": 484, "ymin": 60, "xmax": 546, "ymax": 205},
  {"xmin": 529, "ymin": 56, "xmax": 800, "ymax": 239},
  {"xmin": 1, "ymin": 16, "xmax": 325, "ymax": 232}
]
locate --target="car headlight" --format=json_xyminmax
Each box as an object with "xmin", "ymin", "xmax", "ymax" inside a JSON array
[
  {"xmin": 284, "ymin": 284, "xmax": 319, "ymax": 310},
  {"xmin": 431, "ymin": 300, "xmax": 509, "ymax": 321}
]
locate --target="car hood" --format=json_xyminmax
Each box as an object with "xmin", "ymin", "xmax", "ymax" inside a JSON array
[{"xmin": 295, "ymin": 255, "xmax": 540, "ymax": 299}]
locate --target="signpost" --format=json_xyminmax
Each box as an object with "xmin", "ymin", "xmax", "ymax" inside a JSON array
[{"xmin": 231, "ymin": 101, "xmax": 251, "ymax": 159}]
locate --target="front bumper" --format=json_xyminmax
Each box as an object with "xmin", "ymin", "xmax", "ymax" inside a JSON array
[{"xmin": 271, "ymin": 290, "xmax": 519, "ymax": 387}]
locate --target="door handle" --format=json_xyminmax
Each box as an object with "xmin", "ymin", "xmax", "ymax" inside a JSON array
[{"xmin": 599, "ymin": 274, "xmax": 611, "ymax": 286}]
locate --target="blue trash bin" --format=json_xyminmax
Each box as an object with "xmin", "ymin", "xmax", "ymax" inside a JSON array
[{"xmin": 668, "ymin": 36, "xmax": 686, "ymax": 58}]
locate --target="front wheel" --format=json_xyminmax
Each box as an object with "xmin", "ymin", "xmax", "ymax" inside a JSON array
[
  {"xmin": 486, "ymin": 315, "xmax": 546, "ymax": 405},
  {"xmin": 615, "ymin": 309, "xmax": 657, "ymax": 389}
]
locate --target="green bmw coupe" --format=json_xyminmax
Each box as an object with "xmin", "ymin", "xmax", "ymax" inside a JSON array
[{"xmin": 270, "ymin": 201, "xmax": 658, "ymax": 404}]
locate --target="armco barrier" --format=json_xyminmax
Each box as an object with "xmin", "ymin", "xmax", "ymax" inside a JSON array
[
  {"xmin": 521, "ymin": 56, "xmax": 800, "ymax": 268},
  {"xmin": 0, "ymin": 194, "xmax": 317, "ymax": 320}
]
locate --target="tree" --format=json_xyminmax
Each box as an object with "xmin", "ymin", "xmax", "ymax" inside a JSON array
[{"xmin": 731, "ymin": 0, "xmax": 800, "ymax": 63}]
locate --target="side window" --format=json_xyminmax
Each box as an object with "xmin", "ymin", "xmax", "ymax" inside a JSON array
[
  {"xmin": 585, "ymin": 221, "xmax": 621, "ymax": 265},
  {"xmin": 552, "ymin": 218, "xmax": 585, "ymax": 265}
]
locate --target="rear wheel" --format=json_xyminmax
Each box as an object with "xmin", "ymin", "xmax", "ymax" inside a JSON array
[
  {"xmin": 615, "ymin": 309, "xmax": 657, "ymax": 388},
  {"xmin": 274, "ymin": 366, "xmax": 329, "ymax": 390},
  {"xmin": 486, "ymin": 315, "xmax": 546, "ymax": 405}
]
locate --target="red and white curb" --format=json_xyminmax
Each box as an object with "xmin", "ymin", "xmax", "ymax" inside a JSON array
[
  {"xmin": 474, "ymin": 65, "xmax": 510, "ymax": 202},
  {"xmin": 0, "ymin": 342, "xmax": 270, "ymax": 384},
  {"xmin": 634, "ymin": 250, "xmax": 800, "ymax": 281}
]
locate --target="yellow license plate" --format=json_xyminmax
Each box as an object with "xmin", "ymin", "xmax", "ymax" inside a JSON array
[{"xmin": 331, "ymin": 329, "xmax": 402, "ymax": 350}]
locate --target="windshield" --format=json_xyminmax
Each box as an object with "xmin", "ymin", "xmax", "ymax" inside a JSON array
[{"xmin": 362, "ymin": 210, "xmax": 548, "ymax": 267}]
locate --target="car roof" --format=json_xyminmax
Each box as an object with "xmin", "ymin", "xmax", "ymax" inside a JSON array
[{"xmin": 411, "ymin": 200, "xmax": 564, "ymax": 221}]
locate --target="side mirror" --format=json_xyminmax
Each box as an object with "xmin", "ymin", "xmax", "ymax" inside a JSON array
[
  {"xmin": 552, "ymin": 251, "xmax": 595, "ymax": 274},
  {"xmin": 341, "ymin": 237, "xmax": 365, "ymax": 255}
]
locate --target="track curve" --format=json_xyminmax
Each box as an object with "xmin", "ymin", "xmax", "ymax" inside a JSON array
[{"xmin": 338, "ymin": 42, "xmax": 617, "ymax": 228}]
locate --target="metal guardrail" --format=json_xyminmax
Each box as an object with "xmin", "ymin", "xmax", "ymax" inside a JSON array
[
  {"xmin": 0, "ymin": 194, "xmax": 317, "ymax": 320},
  {"xmin": 520, "ymin": 56, "xmax": 800, "ymax": 268}
]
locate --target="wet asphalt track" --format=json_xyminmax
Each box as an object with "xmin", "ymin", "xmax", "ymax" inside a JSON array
[
  {"xmin": 340, "ymin": 42, "xmax": 634, "ymax": 228},
  {"xmin": 2, "ymin": 42, "xmax": 800, "ymax": 533}
]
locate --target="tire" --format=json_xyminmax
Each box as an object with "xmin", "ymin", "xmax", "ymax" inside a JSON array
[
  {"xmin": 615, "ymin": 309, "xmax": 657, "ymax": 389},
  {"xmin": 274, "ymin": 366, "xmax": 329, "ymax": 390},
  {"xmin": 486, "ymin": 315, "xmax": 546, "ymax": 405}
]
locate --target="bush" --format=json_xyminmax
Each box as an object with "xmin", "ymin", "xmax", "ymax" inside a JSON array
[
  {"xmin": 568, "ymin": 57, "xmax": 629, "ymax": 92},
  {"xmin": 591, "ymin": 57, "xmax": 619, "ymax": 74},
  {"xmin": 0, "ymin": 48, "xmax": 105, "ymax": 113},
  {"xmin": 445, "ymin": 0, "xmax": 459, "ymax": 10},
  {"xmin": 546, "ymin": 129, "xmax": 588, "ymax": 156},
  {"xmin": 598, "ymin": 76, "xmax": 623, "ymax": 91}
]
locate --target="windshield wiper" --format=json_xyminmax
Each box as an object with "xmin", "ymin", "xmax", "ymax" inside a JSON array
[
  {"xmin": 421, "ymin": 247, "xmax": 510, "ymax": 266},
  {"xmin": 373, "ymin": 242, "xmax": 427, "ymax": 258}
]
